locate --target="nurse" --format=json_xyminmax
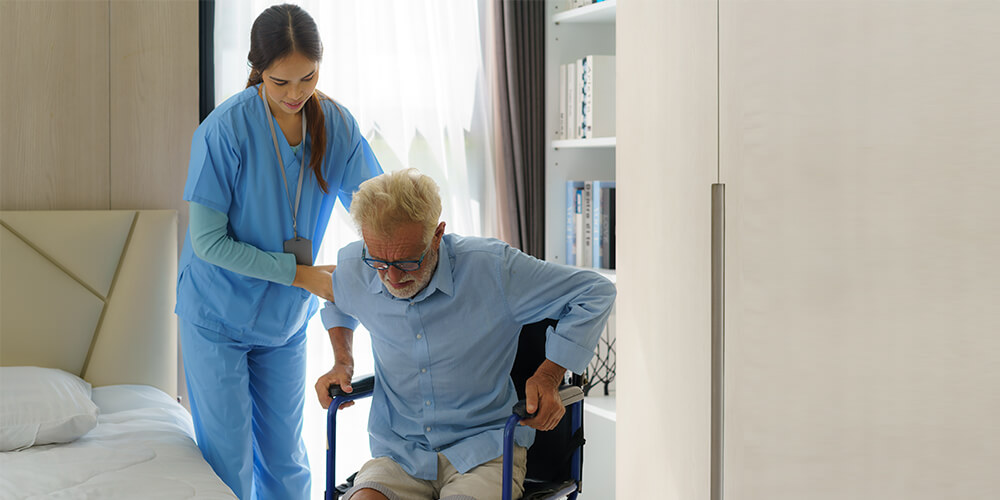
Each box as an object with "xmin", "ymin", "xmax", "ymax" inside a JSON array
[{"xmin": 175, "ymin": 4, "xmax": 382, "ymax": 499}]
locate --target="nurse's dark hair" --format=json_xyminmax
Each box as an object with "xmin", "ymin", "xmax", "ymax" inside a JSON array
[{"xmin": 246, "ymin": 3, "xmax": 343, "ymax": 193}]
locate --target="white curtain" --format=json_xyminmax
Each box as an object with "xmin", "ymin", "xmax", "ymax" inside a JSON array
[
  {"xmin": 213, "ymin": 2, "xmax": 496, "ymax": 495},
  {"xmin": 214, "ymin": 0, "xmax": 497, "ymax": 246}
]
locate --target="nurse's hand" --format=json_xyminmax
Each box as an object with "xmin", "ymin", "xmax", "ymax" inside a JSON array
[
  {"xmin": 315, "ymin": 364, "xmax": 354, "ymax": 410},
  {"xmin": 292, "ymin": 265, "xmax": 335, "ymax": 301}
]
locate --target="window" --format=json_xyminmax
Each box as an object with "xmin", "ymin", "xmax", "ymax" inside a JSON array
[{"xmin": 212, "ymin": 2, "xmax": 495, "ymax": 494}]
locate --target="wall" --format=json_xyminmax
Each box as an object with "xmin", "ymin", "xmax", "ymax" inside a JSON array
[{"xmin": 0, "ymin": 0, "xmax": 198, "ymax": 239}]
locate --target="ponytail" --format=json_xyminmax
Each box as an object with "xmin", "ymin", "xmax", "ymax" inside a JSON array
[{"xmin": 304, "ymin": 92, "xmax": 329, "ymax": 193}]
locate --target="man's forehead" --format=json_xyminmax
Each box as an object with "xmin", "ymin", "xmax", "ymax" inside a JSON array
[{"xmin": 363, "ymin": 228, "xmax": 425, "ymax": 259}]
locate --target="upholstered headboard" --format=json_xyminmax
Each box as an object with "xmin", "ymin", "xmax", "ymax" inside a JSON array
[{"xmin": 0, "ymin": 210, "xmax": 178, "ymax": 397}]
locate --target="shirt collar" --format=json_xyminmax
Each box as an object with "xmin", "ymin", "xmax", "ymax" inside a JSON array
[{"xmin": 364, "ymin": 235, "xmax": 455, "ymax": 300}]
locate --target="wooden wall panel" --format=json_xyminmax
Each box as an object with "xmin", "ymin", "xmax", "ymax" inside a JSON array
[
  {"xmin": 110, "ymin": 0, "xmax": 198, "ymax": 225},
  {"xmin": 1, "ymin": 0, "xmax": 110, "ymax": 210}
]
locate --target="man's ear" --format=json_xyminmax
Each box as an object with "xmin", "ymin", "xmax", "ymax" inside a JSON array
[{"xmin": 432, "ymin": 222, "xmax": 446, "ymax": 248}]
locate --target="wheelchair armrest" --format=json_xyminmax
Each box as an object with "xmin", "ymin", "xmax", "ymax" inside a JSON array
[
  {"xmin": 511, "ymin": 385, "xmax": 584, "ymax": 419},
  {"xmin": 328, "ymin": 374, "xmax": 376, "ymax": 399}
]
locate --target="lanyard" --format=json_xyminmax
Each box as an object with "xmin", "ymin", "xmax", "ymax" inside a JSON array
[{"xmin": 262, "ymin": 86, "xmax": 308, "ymax": 238}]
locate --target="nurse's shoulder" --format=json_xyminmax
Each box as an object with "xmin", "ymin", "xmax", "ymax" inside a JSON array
[
  {"xmin": 194, "ymin": 86, "xmax": 266, "ymax": 145},
  {"xmin": 318, "ymin": 94, "xmax": 360, "ymax": 141}
]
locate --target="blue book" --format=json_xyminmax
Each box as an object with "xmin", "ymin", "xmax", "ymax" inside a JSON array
[
  {"xmin": 566, "ymin": 181, "xmax": 584, "ymax": 266},
  {"xmin": 591, "ymin": 181, "xmax": 615, "ymax": 268}
]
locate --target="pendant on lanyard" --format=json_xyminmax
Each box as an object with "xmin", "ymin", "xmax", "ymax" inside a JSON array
[{"xmin": 263, "ymin": 86, "xmax": 313, "ymax": 265}]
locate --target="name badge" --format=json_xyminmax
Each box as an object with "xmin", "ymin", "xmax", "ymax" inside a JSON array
[{"xmin": 283, "ymin": 237, "xmax": 313, "ymax": 266}]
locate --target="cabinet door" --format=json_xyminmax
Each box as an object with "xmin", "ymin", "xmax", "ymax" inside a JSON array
[{"xmin": 721, "ymin": 2, "xmax": 1000, "ymax": 499}]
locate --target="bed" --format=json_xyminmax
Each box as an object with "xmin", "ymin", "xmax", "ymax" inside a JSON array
[{"xmin": 0, "ymin": 210, "xmax": 237, "ymax": 499}]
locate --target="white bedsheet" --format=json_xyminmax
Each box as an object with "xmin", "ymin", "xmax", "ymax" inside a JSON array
[{"xmin": 0, "ymin": 385, "xmax": 237, "ymax": 499}]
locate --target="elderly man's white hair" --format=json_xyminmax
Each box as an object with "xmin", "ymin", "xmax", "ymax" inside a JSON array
[{"xmin": 350, "ymin": 168, "xmax": 443, "ymax": 245}]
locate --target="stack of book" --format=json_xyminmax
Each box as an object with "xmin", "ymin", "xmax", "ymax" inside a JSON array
[
  {"xmin": 557, "ymin": 54, "xmax": 616, "ymax": 141},
  {"xmin": 565, "ymin": 180, "xmax": 616, "ymax": 269}
]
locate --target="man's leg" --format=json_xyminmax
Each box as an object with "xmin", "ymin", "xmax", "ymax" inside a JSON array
[
  {"xmin": 438, "ymin": 446, "xmax": 528, "ymax": 500},
  {"xmin": 343, "ymin": 456, "xmax": 435, "ymax": 500}
]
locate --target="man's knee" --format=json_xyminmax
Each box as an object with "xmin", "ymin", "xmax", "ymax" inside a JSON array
[{"xmin": 347, "ymin": 488, "xmax": 390, "ymax": 500}]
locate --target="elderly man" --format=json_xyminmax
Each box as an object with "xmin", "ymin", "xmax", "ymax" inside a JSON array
[{"xmin": 315, "ymin": 168, "xmax": 616, "ymax": 500}]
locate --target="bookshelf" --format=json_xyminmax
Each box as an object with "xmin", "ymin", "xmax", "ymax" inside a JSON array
[
  {"xmin": 553, "ymin": 0, "xmax": 617, "ymax": 24},
  {"xmin": 544, "ymin": 0, "xmax": 616, "ymax": 268},
  {"xmin": 552, "ymin": 137, "xmax": 617, "ymax": 150},
  {"xmin": 545, "ymin": 3, "xmax": 617, "ymax": 498}
]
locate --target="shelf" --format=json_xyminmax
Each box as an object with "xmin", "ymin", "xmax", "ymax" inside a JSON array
[
  {"xmin": 552, "ymin": 137, "xmax": 616, "ymax": 149},
  {"xmin": 553, "ymin": 0, "xmax": 616, "ymax": 25},
  {"xmin": 583, "ymin": 393, "xmax": 616, "ymax": 422}
]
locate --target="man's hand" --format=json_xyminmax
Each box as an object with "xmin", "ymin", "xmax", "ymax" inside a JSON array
[
  {"xmin": 292, "ymin": 264, "xmax": 335, "ymax": 301},
  {"xmin": 315, "ymin": 363, "xmax": 355, "ymax": 410},
  {"xmin": 520, "ymin": 360, "xmax": 567, "ymax": 431}
]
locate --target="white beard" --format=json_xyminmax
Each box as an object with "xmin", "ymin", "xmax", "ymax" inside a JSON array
[{"xmin": 380, "ymin": 250, "xmax": 437, "ymax": 299}]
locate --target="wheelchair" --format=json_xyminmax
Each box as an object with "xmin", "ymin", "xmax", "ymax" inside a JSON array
[{"xmin": 325, "ymin": 319, "xmax": 587, "ymax": 500}]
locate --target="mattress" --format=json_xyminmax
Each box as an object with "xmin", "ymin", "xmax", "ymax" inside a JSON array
[{"xmin": 0, "ymin": 384, "xmax": 237, "ymax": 499}]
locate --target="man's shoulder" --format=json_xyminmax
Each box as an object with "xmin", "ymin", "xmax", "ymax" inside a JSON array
[
  {"xmin": 336, "ymin": 240, "xmax": 365, "ymax": 267},
  {"xmin": 445, "ymin": 234, "xmax": 510, "ymax": 259}
]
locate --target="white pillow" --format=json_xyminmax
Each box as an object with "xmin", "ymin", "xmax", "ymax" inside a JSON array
[{"xmin": 0, "ymin": 366, "xmax": 99, "ymax": 451}]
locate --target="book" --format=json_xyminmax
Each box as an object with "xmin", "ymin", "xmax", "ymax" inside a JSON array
[
  {"xmin": 581, "ymin": 181, "xmax": 593, "ymax": 267},
  {"xmin": 608, "ymin": 188, "xmax": 617, "ymax": 269},
  {"xmin": 565, "ymin": 181, "xmax": 584, "ymax": 265},
  {"xmin": 558, "ymin": 64, "xmax": 567, "ymax": 140},
  {"xmin": 582, "ymin": 55, "xmax": 616, "ymax": 138},
  {"xmin": 590, "ymin": 180, "xmax": 608, "ymax": 267},
  {"xmin": 576, "ymin": 57, "xmax": 586, "ymax": 139},
  {"xmin": 593, "ymin": 181, "xmax": 615, "ymax": 268},
  {"xmin": 566, "ymin": 61, "xmax": 577, "ymax": 140}
]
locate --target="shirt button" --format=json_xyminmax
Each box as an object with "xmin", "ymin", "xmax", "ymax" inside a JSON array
[
  {"xmin": 426, "ymin": 426, "xmax": 432, "ymax": 432},
  {"xmin": 425, "ymin": 401, "xmax": 431, "ymax": 406},
  {"xmin": 416, "ymin": 334, "xmax": 422, "ymax": 339},
  {"xmin": 421, "ymin": 368, "xmax": 427, "ymax": 373}
]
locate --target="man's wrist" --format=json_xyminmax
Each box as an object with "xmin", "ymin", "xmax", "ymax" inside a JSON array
[{"xmin": 535, "ymin": 360, "xmax": 567, "ymax": 388}]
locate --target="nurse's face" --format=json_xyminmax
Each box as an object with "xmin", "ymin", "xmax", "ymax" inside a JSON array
[
  {"xmin": 363, "ymin": 221, "xmax": 444, "ymax": 300},
  {"xmin": 261, "ymin": 51, "xmax": 319, "ymax": 117}
]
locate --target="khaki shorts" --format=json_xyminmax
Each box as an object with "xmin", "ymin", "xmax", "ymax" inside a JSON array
[{"xmin": 344, "ymin": 446, "xmax": 528, "ymax": 500}]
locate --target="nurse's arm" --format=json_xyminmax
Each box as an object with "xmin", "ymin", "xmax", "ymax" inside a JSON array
[
  {"xmin": 314, "ymin": 326, "xmax": 355, "ymax": 409},
  {"xmin": 292, "ymin": 265, "xmax": 334, "ymax": 301},
  {"xmin": 188, "ymin": 202, "xmax": 298, "ymax": 285}
]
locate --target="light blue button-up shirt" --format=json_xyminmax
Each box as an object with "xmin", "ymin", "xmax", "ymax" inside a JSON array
[{"xmin": 320, "ymin": 234, "xmax": 616, "ymax": 480}]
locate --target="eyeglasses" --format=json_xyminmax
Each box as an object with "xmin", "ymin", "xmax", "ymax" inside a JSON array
[{"xmin": 362, "ymin": 245, "xmax": 429, "ymax": 272}]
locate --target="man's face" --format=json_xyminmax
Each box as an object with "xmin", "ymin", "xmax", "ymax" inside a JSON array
[{"xmin": 363, "ymin": 221, "xmax": 441, "ymax": 299}]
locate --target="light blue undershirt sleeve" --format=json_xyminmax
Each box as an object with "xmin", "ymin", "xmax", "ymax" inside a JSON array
[{"xmin": 188, "ymin": 201, "xmax": 297, "ymax": 286}]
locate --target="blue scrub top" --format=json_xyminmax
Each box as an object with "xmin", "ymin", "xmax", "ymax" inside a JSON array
[{"xmin": 176, "ymin": 85, "xmax": 382, "ymax": 345}]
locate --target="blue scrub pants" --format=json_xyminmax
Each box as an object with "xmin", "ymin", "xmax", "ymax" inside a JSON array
[{"xmin": 180, "ymin": 319, "xmax": 311, "ymax": 500}]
